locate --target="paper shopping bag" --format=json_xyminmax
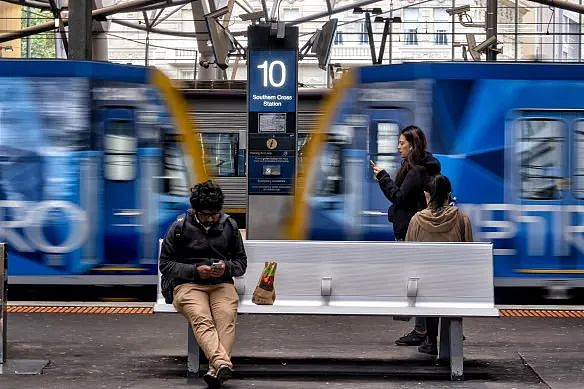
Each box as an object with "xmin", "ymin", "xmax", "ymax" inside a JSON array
[{"xmin": 252, "ymin": 261, "xmax": 277, "ymax": 305}]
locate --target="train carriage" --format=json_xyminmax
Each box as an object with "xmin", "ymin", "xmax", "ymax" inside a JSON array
[{"xmin": 296, "ymin": 62, "xmax": 584, "ymax": 292}]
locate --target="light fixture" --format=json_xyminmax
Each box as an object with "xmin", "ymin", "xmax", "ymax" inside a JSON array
[
  {"xmin": 352, "ymin": 7, "xmax": 364, "ymax": 14},
  {"xmin": 374, "ymin": 16, "xmax": 402, "ymax": 23}
]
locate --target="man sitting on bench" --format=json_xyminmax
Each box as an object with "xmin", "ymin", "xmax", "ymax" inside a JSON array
[{"xmin": 159, "ymin": 180, "xmax": 247, "ymax": 388}]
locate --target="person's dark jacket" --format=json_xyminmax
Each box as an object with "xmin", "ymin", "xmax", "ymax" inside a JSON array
[
  {"xmin": 375, "ymin": 152, "xmax": 441, "ymax": 240},
  {"xmin": 159, "ymin": 209, "xmax": 247, "ymax": 303}
]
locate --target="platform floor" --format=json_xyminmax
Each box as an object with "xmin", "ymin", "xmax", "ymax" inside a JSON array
[{"xmin": 1, "ymin": 308, "xmax": 583, "ymax": 388}]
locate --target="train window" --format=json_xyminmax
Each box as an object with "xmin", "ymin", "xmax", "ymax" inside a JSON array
[
  {"xmin": 200, "ymin": 133, "xmax": 239, "ymax": 177},
  {"xmin": 316, "ymin": 143, "xmax": 343, "ymax": 196},
  {"xmin": 162, "ymin": 133, "xmax": 188, "ymax": 196},
  {"xmin": 373, "ymin": 122, "xmax": 401, "ymax": 178},
  {"xmin": 573, "ymin": 121, "xmax": 584, "ymax": 198},
  {"xmin": 515, "ymin": 119, "xmax": 565, "ymax": 200},
  {"xmin": 104, "ymin": 119, "xmax": 136, "ymax": 181}
]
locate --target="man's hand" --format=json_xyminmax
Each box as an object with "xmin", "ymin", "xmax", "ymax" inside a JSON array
[
  {"xmin": 197, "ymin": 264, "xmax": 213, "ymax": 279},
  {"xmin": 210, "ymin": 260, "xmax": 226, "ymax": 278}
]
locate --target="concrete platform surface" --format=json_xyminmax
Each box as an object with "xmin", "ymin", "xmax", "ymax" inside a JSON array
[{"xmin": 0, "ymin": 311, "xmax": 583, "ymax": 388}]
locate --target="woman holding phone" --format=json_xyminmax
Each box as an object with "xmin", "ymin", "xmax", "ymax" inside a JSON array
[{"xmin": 370, "ymin": 125, "xmax": 441, "ymax": 347}]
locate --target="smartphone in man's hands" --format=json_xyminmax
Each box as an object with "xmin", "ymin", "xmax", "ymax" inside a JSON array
[
  {"xmin": 370, "ymin": 159, "xmax": 376, "ymax": 167},
  {"xmin": 211, "ymin": 259, "xmax": 222, "ymax": 270}
]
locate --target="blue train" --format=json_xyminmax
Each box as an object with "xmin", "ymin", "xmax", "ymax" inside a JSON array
[
  {"xmin": 292, "ymin": 62, "xmax": 584, "ymax": 292},
  {"xmin": 4, "ymin": 60, "xmax": 584, "ymax": 295},
  {"xmin": 0, "ymin": 60, "xmax": 206, "ymax": 284}
]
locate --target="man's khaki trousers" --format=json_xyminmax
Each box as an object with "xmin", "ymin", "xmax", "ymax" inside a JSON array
[{"xmin": 173, "ymin": 282, "xmax": 239, "ymax": 372}]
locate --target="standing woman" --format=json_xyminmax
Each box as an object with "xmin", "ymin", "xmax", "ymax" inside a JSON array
[
  {"xmin": 405, "ymin": 175, "xmax": 474, "ymax": 355},
  {"xmin": 370, "ymin": 125, "xmax": 441, "ymax": 347}
]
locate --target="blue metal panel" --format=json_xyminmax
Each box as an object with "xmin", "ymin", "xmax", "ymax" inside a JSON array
[
  {"xmin": 0, "ymin": 60, "xmax": 148, "ymax": 83},
  {"xmin": 357, "ymin": 62, "xmax": 584, "ymax": 84}
]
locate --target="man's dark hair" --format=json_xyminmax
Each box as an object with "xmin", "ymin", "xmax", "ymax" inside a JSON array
[{"xmin": 189, "ymin": 180, "xmax": 224, "ymax": 211}]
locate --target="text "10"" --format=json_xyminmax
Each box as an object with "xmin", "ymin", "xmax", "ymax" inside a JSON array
[{"xmin": 257, "ymin": 60, "xmax": 286, "ymax": 88}]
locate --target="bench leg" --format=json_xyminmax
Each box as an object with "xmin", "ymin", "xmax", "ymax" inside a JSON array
[
  {"xmin": 438, "ymin": 317, "xmax": 450, "ymax": 360},
  {"xmin": 449, "ymin": 317, "xmax": 464, "ymax": 381},
  {"xmin": 187, "ymin": 324, "xmax": 200, "ymax": 376}
]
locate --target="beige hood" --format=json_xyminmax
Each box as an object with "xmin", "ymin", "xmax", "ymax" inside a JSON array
[{"xmin": 414, "ymin": 206, "xmax": 463, "ymax": 234}]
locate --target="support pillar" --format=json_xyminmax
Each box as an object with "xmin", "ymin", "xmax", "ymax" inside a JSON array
[{"xmin": 69, "ymin": 0, "xmax": 93, "ymax": 60}]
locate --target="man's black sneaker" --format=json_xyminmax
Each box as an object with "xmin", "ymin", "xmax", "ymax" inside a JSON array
[
  {"xmin": 395, "ymin": 329, "xmax": 426, "ymax": 346},
  {"xmin": 417, "ymin": 338, "xmax": 438, "ymax": 356},
  {"xmin": 216, "ymin": 364, "xmax": 233, "ymax": 384},
  {"xmin": 203, "ymin": 371, "xmax": 220, "ymax": 389}
]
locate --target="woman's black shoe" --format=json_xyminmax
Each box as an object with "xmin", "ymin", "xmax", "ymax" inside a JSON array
[{"xmin": 395, "ymin": 329, "xmax": 426, "ymax": 346}]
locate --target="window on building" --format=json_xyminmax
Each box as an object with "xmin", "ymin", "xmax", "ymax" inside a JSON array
[
  {"xmin": 515, "ymin": 119, "xmax": 565, "ymax": 200},
  {"xmin": 179, "ymin": 69, "xmax": 194, "ymax": 80},
  {"xmin": 405, "ymin": 28, "xmax": 418, "ymax": 45},
  {"xmin": 334, "ymin": 29, "xmax": 344, "ymax": 45},
  {"xmin": 403, "ymin": 8, "xmax": 419, "ymax": 45},
  {"xmin": 282, "ymin": 7, "xmax": 300, "ymax": 21},
  {"xmin": 359, "ymin": 21, "xmax": 369, "ymax": 44},
  {"xmin": 434, "ymin": 8, "xmax": 449, "ymax": 45},
  {"xmin": 561, "ymin": 15, "xmax": 579, "ymax": 61},
  {"xmin": 176, "ymin": 49, "xmax": 192, "ymax": 57}
]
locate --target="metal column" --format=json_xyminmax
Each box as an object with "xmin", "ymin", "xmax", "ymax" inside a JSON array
[
  {"xmin": 69, "ymin": 0, "xmax": 93, "ymax": 60},
  {"xmin": 486, "ymin": 0, "xmax": 498, "ymax": 61}
]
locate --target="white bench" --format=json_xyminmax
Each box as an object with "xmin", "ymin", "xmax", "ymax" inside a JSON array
[{"xmin": 154, "ymin": 240, "xmax": 498, "ymax": 380}]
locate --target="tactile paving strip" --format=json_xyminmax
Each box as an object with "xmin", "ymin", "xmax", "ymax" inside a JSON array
[
  {"xmin": 7, "ymin": 306, "xmax": 153, "ymax": 314},
  {"xmin": 499, "ymin": 309, "xmax": 584, "ymax": 318}
]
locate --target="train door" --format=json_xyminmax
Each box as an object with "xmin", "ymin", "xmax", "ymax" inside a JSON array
[
  {"xmin": 98, "ymin": 107, "xmax": 140, "ymax": 264},
  {"xmin": 362, "ymin": 108, "xmax": 414, "ymax": 240},
  {"xmin": 509, "ymin": 113, "xmax": 570, "ymax": 281}
]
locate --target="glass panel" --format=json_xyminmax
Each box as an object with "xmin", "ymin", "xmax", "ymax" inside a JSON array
[
  {"xmin": 374, "ymin": 122, "xmax": 401, "ymax": 177},
  {"xmin": 515, "ymin": 119, "xmax": 564, "ymax": 199},
  {"xmin": 573, "ymin": 121, "xmax": 584, "ymax": 198},
  {"xmin": 316, "ymin": 143, "xmax": 342, "ymax": 196},
  {"xmin": 104, "ymin": 120, "xmax": 136, "ymax": 181},
  {"xmin": 162, "ymin": 132, "xmax": 188, "ymax": 196},
  {"xmin": 200, "ymin": 133, "xmax": 238, "ymax": 177}
]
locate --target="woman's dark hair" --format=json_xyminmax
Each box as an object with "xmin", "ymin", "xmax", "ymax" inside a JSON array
[
  {"xmin": 425, "ymin": 175, "xmax": 452, "ymax": 210},
  {"xmin": 189, "ymin": 180, "xmax": 224, "ymax": 211},
  {"xmin": 395, "ymin": 125, "xmax": 429, "ymax": 184}
]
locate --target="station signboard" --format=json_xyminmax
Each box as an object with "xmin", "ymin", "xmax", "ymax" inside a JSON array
[{"xmin": 247, "ymin": 25, "xmax": 298, "ymax": 196}]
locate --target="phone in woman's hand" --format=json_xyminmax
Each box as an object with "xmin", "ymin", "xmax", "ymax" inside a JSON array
[{"xmin": 370, "ymin": 160, "xmax": 376, "ymax": 167}]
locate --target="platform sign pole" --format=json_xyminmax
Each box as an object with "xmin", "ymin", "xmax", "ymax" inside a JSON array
[
  {"xmin": 1, "ymin": 243, "xmax": 6, "ymax": 364},
  {"xmin": 246, "ymin": 24, "xmax": 299, "ymax": 239}
]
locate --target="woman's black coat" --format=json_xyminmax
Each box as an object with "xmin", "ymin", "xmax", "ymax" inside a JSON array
[{"xmin": 375, "ymin": 152, "xmax": 441, "ymax": 240}]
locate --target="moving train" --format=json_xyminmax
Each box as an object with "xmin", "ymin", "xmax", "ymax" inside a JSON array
[
  {"xmin": 0, "ymin": 60, "xmax": 207, "ymax": 284},
  {"xmin": 3, "ymin": 60, "xmax": 584, "ymax": 297},
  {"xmin": 292, "ymin": 62, "xmax": 584, "ymax": 294}
]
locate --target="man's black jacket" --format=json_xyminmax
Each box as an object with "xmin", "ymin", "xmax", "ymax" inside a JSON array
[{"xmin": 159, "ymin": 209, "xmax": 247, "ymax": 303}]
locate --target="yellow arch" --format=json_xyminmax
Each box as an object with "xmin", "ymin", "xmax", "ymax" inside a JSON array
[
  {"xmin": 284, "ymin": 71, "xmax": 355, "ymax": 239},
  {"xmin": 149, "ymin": 68, "xmax": 209, "ymax": 184}
]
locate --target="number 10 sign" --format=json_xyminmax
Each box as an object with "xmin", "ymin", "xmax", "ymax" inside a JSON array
[{"xmin": 248, "ymin": 50, "xmax": 297, "ymax": 113}]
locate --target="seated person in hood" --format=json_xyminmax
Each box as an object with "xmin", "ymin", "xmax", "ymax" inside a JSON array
[{"xmin": 405, "ymin": 174, "xmax": 473, "ymax": 355}]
